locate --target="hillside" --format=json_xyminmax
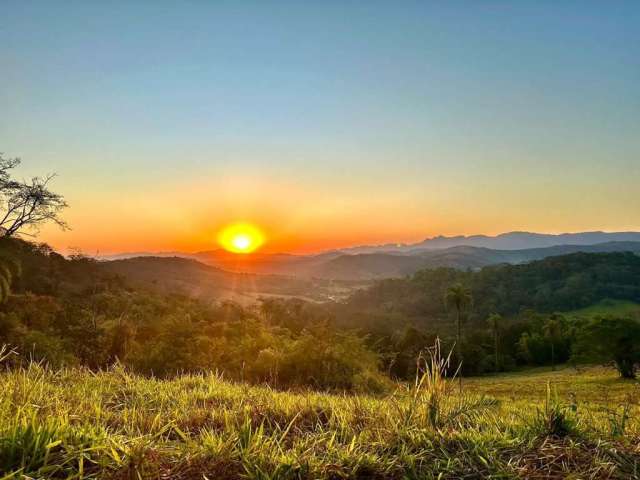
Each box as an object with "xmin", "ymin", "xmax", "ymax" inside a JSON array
[
  {"xmin": 101, "ymin": 240, "xmax": 640, "ymax": 280},
  {"xmin": 339, "ymin": 251, "xmax": 640, "ymax": 331},
  {"xmin": 567, "ymin": 299, "xmax": 640, "ymax": 320},
  {"xmin": 2, "ymin": 363, "xmax": 638, "ymax": 479},
  {"xmin": 3, "ymin": 237, "xmax": 640, "ymax": 381},
  {"xmin": 312, "ymin": 241, "xmax": 640, "ymax": 280},
  {"xmin": 98, "ymin": 243, "xmax": 640, "ymax": 290},
  {"xmin": 99, "ymin": 256, "xmax": 337, "ymax": 303},
  {"xmin": 0, "ymin": 238, "xmax": 358, "ymax": 303}
]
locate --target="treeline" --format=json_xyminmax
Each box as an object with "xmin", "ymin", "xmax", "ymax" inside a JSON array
[
  {"xmin": 0, "ymin": 238, "xmax": 386, "ymax": 392},
  {"xmin": 2, "ymin": 237, "xmax": 640, "ymax": 391},
  {"xmin": 335, "ymin": 251, "xmax": 640, "ymax": 378},
  {"xmin": 341, "ymin": 251, "xmax": 640, "ymax": 328}
]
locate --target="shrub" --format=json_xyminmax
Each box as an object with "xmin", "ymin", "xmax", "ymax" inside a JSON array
[{"xmin": 572, "ymin": 316, "xmax": 640, "ymax": 378}]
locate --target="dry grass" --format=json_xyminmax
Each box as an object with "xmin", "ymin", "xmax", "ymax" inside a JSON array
[{"xmin": 0, "ymin": 362, "xmax": 639, "ymax": 479}]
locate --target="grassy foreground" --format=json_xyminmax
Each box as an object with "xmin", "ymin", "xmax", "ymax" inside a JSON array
[{"xmin": 1, "ymin": 364, "xmax": 639, "ymax": 479}]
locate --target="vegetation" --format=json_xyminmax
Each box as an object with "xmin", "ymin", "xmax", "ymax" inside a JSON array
[
  {"xmin": 2, "ymin": 225, "xmax": 640, "ymax": 477},
  {"xmin": 573, "ymin": 316, "xmax": 640, "ymax": 378},
  {"xmin": 0, "ymin": 154, "xmax": 68, "ymax": 237},
  {"xmin": 1, "ymin": 356, "xmax": 639, "ymax": 479},
  {"xmin": 343, "ymin": 251, "xmax": 640, "ymax": 322},
  {"xmin": 444, "ymin": 283, "xmax": 472, "ymax": 392},
  {"xmin": 486, "ymin": 313, "xmax": 502, "ymax": 372},
  {"xmin": 567, "ymin": 299, "xmax": 640, "ymax": 320},
  {"xmin": 2, "ymin": 236, "xmax": 640, "ymax": 386},
  {"xmin": 0, "ymin": 255, "xmax": 20, "ymax": 304},
  {"xmin": 0, "ymin": 237, "xmax": 386, "ymax": 392},
  {"xmin": 337, "ymin": 252, "xmax": 640, "ymax": 377}
]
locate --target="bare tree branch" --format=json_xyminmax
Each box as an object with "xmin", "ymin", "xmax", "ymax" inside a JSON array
[{"xmin": 0, "ymin": 153, "xmax": 69, "ymax": 237}]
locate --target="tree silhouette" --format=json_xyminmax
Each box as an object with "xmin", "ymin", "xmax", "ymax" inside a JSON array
[
  {"xmin": 487, "ymin": 313, "xmax": 502, "ymax": 372},
  {"xmin": 444, "ymin": 282, "xmax": 472, "ymax": 392},
  {"xmin": 543, "ymin": 316, "xmax": 562, "ymax": 371},
  {"xmin": 0, "ymin": 153, "xmax": 68, "ymax": 237}
]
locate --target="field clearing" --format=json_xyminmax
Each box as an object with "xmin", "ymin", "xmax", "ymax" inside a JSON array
[
  {"xmin": 465, "ymin": 365, "xmax": 640, "ymax": 405},
  {"xmin": 567, "ymin": 299, "xmax": 640, "ymax": 320},
  {"xmin": 1, "ymin": 364, "xmax": 640, "ymax": 479}
]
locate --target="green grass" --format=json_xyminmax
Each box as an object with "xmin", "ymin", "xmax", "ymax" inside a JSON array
[
  {"xmin": 0, "ymin": 364, "xmax": 639, "ymax": 479},
  {"xmin": 567, "ymin": 299, "xmax": 640, "ymax": 319}
]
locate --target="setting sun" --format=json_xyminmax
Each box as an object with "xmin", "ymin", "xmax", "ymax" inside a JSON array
[{"xmin": 218, "ymin": 223, "xmax": 265, "ymax": 254}]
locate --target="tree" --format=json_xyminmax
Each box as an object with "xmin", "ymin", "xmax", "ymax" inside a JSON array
[
  {"xmin": 0, "ymin": 154, "xmax": 68, "ymax": 237},
  {"xmin": 0, "ymin": 255, "xmax": 20, "ymax": 303},
  {"xmin": 0, "ymin": 156, "xmax": 21, "ymax": 189},
  {"xmin": 107, "ymin": 316, "xmax": 134, "ymax": 363},
  {"xmin": 444, "ymin": 283, "xmax": 472, "ymax": 391},
  {"xmin": 573, "ymin": 316, "xmax": 640, "ymax": 379},
  {"xmin": 543, "ymin": 315, "xmax": 562, "ymax": 371},
  {"xmin": 486, "ymin": 313, "xmax": 502, "ymax": 372}
]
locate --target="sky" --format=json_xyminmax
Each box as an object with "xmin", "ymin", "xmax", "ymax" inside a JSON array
[{"xmin": 1, "ymin": 1, "xmax": 639, "ymax": 254}]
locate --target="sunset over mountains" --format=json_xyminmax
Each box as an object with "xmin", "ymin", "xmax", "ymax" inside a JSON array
[
  {"xmin": 3, "ymin": 2, "xmax": 638, "ymax": 255},
  {"xmin": 2, "ymin": 2, "xmax": 640, "ymax": 478}
]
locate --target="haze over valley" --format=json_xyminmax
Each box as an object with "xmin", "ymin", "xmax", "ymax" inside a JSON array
[{"xmin": 99, "ymin": 231, "xmax": 640, "ymax": 283}]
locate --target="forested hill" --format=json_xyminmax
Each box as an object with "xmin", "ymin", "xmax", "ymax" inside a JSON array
[
  {"xmin": 308, "ymin": 241, "xmax": 640, "ymax": 279},
  {"xmin": 104, "ymin": 240, "xmax": 640, "ymax": 280},
  {"xmin": 2, "ymin": 237, "xmax": 640, "ymax": 381},
  {"xmin": 339, "ymin": 251, "xmax": 640, "ymax": 330},
  {"xmin": 0, "ymin": 238, "xmax": 346, "ymax": 303}
]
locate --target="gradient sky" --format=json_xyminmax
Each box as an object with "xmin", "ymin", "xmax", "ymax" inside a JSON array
[{"xmin": 2, "ymin": 1, "xmax": 639, "ymax": 254}]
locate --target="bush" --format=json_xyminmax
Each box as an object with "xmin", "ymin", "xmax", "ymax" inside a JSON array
[
  {"xmin": 573, "ymin": 316, "xmax": 640, "ymax": 378},
  {"xmin": 17, "ymin": 330, "xmax": 77, "ymax": 368}
]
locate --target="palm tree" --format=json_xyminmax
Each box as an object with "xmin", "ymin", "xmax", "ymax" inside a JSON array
[
  {"xmin": 543, "ymin": 316, "xmax": 562, "ymax": 371},
  {"xmin": 444, "ymin": 283, "xmax": 472, "ymax": 392},
  {"xmin": 486, "ymin": 313, "xmax": 502, "ymax": 373}
]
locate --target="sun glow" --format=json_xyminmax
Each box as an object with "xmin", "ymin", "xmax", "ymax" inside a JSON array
[{"xmin": 218, "ymin": 223, "xmax": 265, "ymax": 254}]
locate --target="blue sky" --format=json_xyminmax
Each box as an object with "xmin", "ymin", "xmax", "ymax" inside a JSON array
[{"xmin": 1, "ymin": 1, "xmax": 639, "ymax": 253}]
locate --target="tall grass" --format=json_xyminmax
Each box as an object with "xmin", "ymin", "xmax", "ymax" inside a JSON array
[
  {"xmin": 530, "ymin": 383, "xmax": 577, "ymax": 438},
  {"xmin": 394, "ymin": 338, "xmax": 496, "ymax": 434},
  {"xmin": 0, "ymin": 345, "xmax": 638, "ymax": 479},
  {"xmin": 0, "ymin": 344, "xmax": 15, "ymax": 364}
]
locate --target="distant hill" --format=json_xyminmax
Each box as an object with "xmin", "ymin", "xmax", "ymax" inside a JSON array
[
  {"xmin": 302, "ymin": 241, "xmax": 640, "ymax": 280},
  {"xmin": 99, "ymin": 256, "xmax": 361, "ymax": 303},
  {"xmin": 338, "ymin": 251, "xmax": 640, "ymax": 332},
  {"xmin": 99, "ymin": 232, "xmax": 640, "ymax": 281},
  {"xmin": 340, "ymin": 231, "xmax": 640, "ymax": 253},
  {"xmin": 90, "ymin": 242, "xmax": 640, "ymax": 303},
  {"xmin": 100, "ymin": 249, "xmax": 342, "ymax": 276},
  {"xmin": 191, "ymin": 249, "xmax": 342, "ymax": 276}
]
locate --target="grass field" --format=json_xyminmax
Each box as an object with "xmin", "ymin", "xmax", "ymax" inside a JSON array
[
  {"xmin": 567, "ymin": 299, "xmax": 640, "ymax": 320},
  {"xmin": 1, "ymin": 361, "xmax": 639, "ymax": 479}
]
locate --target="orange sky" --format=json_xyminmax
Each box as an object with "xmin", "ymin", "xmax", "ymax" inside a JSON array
[
  {"xmin": 35, "ymin": 168, "xmax": 640, "ymax": 255},
  {"xmin": 4, "ymin": 3, "xmax": 639, "ymax": 255}
]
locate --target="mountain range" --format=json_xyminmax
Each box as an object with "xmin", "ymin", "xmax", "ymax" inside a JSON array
[
  {"xmin": 99, "ymin": 231, "xmax": 640, "ymax": 281},
  {"xmin": 334, "ymin": 230, "xmax": 640, "ymax": 253}
]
